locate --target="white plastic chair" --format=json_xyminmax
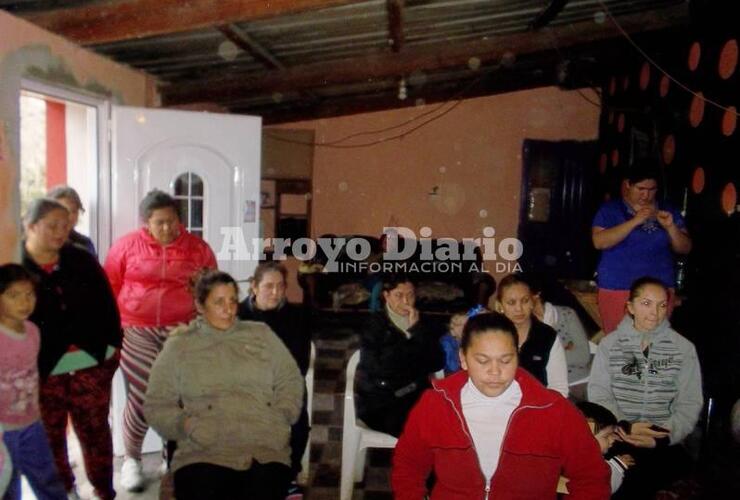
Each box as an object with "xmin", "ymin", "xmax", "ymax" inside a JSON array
[
  {"xmin": 340, "ymin": 350, "xmax": 398, "ymax": 500},
  {"xmin": 297, "ymin": 342, "xmax": 316, "ymax": 485},
  {"xmin": 568, "ymin": 340, "xmax": 600, "ymax": 387}
]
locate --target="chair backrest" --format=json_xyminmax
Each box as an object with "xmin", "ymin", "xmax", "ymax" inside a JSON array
[
  {"xmin": 298, "ymin": 341, "xmax": 317, "ymax": 485},
  {"xmin": 344, "ymin": 350, "xmax": 361, "ymax": 425},
  {"xmin": 306, "ymin": 341, "xmax": 316, "ymax": 425},
  {"xmin": 588, "ymin": 340, "xmax": 598, "ymax": 354}
]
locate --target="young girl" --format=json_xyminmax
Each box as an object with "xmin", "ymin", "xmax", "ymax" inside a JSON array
[
  {"xmin": 440, "ymin": 305, "xmax": 488, "ymax": 375},
  {"xmin": 0, "ymin": 264, "xmax": 66, "ymax": 500},
  {"xmin": 440, "ymin": 310, "xmax": 467, "ymax": 374},
  {"xmin": 576, "ymin": 401, "xmax": 635, "ymax": 494}
]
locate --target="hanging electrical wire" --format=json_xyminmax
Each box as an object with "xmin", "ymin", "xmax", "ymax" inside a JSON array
[
  {"xmin": 264, "ymin": 76, "xmax": 483, "ymax": 149},
  {"xmin": 596, "ymin": 0, "xmax": 740, "ymax": 117},
  {"xmin": 319, "ymin": 77, "xmax": 481, "ymax": 146}
]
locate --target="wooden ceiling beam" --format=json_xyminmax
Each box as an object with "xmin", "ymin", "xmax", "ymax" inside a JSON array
[
  {"xmin": 529, "ymin": 0, "xmax": 570, "ymax": 31},
  {"xmin": 162, "ymin": 3, "xmax": 688, "ymax": 106},
  {"xmin": 255, "ymin": 73, "xmax": 551, "ymax": 125},
  {"xmin": 253, "ymin": 33, "xmax": 677, "ymax": 124},
  {"xmin": 22, "ymin": 0, "xmax": 366, "ymax": 45},
  {"xmin": 217, "ymin": 24, "xmax": 284, "ymax": 70},
  {"xmin": 387, "ymin": 0, "xmax": 404, "ymax": 53},
  {"xmin": 216, "ymin": 24, "xmax": 322, "ymax": 102}
]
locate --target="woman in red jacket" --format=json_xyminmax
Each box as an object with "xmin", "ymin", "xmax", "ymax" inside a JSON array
[
  {"xmin": 104, "ymin": 190, "xmax": 216, "ymax": 491},
  {"xmin": 392, "ymin": 313, "xmax": 610, "ymax": 500}
]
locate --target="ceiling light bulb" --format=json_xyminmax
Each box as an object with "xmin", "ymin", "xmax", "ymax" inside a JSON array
[{"xmin": 398, "ymin": 77, "xmax": 408, "ymax": 100}]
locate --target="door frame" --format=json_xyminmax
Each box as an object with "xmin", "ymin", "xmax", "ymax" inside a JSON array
[{"xmin": 20, "ymin": 78, "xmax": 112, "ymax": 257}]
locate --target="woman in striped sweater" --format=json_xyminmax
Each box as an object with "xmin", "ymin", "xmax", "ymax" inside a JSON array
[
  {"xmin": 588, "ymin": 276, "xmax": 703, "ymax": 500},
  {"xmin": 104, "ymin": 190, "xmax": 217, "ymax": 491}
]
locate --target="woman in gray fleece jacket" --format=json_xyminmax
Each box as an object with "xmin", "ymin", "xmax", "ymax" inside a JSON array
[
  {"xmin": 144, "ymin": 270, "xmax": 303, "ymax": 500},
  {"xmin": 588, "ymin": 276, "xmax": 702, "ymax": 500}
]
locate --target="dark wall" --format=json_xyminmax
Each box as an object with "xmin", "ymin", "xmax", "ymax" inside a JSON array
[{"xmin": 596, "ymin": 6, "xmax": 740, "ymax": 465}]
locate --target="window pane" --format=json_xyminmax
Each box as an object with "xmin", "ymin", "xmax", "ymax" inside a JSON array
[
  {"xmin": 191, "ymin": 174, "xmax": 204, "ymax": 196},
  {"xmin": 174, "ymin": 173, "xmax": 189, "ymax": 196},
  {"xmin": 192, "ymin": 199, "xmax": 203, "ymax": 228},
  {"xmin": 177, "ymin": 199, "xmax": 189, "ymax": 226}
]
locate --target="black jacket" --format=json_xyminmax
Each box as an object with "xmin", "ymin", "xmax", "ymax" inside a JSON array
[
  {"xmin": 22, "ymin": 243, "xmax": 122, "ymax": 379},
  {"xmin": 519, "ymin": 318, "xmax": 558, "ymax": 386},
  {"xmin": 356, "ymin": 310, "xmax": 444, "ymax": 417},
  {"xmin": 237, "ymin": 298, "xmax": 312, "ymax": 375}
]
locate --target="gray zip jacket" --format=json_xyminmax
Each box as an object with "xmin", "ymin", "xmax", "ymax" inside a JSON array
[
  {"xmin": 588, "ymin": 316, "xmax": 702, "ymax": 444},
  {"xmin": 144, "ymin": 318, "xmax": 304, "ymax": 472}
]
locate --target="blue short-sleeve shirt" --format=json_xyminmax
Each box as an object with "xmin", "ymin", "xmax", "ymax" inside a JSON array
[{"xmin": 592, "ymin": 200, "xmax": 685, "ymax": 290}]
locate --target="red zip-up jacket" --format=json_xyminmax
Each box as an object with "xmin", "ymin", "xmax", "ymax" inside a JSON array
[
  {"xmin": 104, "ymin": 227, "xmax": 217, "ymax": 328},
  {"xmin": 392, "ymin": 369, "xmax": 610, "ymax": 500}
]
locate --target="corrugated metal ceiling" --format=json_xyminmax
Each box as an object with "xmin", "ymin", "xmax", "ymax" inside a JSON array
[{"xmin": 1, "ymin": 0, "xmax": 688, "ymax": 121}]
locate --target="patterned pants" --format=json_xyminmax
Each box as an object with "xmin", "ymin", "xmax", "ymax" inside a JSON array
[
  {"xmin": 120, "ymin": 326, "xmax": 174, "ymax": 459},
  {"xmin": 39, "ymin": 355, "xmax": 119, "ymax": 500}
]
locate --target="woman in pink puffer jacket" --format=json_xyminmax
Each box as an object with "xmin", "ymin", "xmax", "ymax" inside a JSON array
[{"xmin": 104, "ymin": 190, "xmax": 216, "ymax": 492}]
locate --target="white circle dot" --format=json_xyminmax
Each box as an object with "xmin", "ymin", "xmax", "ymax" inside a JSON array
[
  {"xmin": 594, "ymin": 11, "xmax": 606, "ymax": 24},
  {"xmin": 338, "ymin": 182, "xmax": 348, "ymax": 192},
  {"xmin": 479, "ymin": 209, "xmax": 488, "ymax": 218},
  {"xmin": 468, "ymin": 57, "xmax": 481, "ymax": 71},
  {"xmin": 483, "ymin": 226, "xmax": 495, "ymax": 237},
  {"xmin": 420, "ymin": 226, "xmax": 432, "ymax": 237},
  {"xmin": 218, "ymin": 41, "xmax": 239, "ymax": 61}
]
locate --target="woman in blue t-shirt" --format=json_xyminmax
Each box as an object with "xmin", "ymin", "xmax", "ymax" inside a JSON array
[{"xmin": 592, "ymin": 166, "xmax": 691, "ymax": 333}]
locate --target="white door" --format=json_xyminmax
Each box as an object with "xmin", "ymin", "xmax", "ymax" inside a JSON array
[
  {"xmin": 109, "ymin": 106, "xmax": 262, "ymax": 455},
  {"xmin": 110, "ymin": 105, "xmax": 261, "ymax": 281}
]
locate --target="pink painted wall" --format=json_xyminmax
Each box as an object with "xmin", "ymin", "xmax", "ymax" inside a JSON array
[
  {"xmin": 275, "ymin": 86, "xmax": 600, "ymax": 285},
  {"xmin": 0, "ymin": 11, "xmax": 156, "ymax": 263}
]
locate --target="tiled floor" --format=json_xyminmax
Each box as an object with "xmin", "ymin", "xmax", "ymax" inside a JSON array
[{"xmin": 302, "ymin": 312, "xmax": 393, "ymax": 500}]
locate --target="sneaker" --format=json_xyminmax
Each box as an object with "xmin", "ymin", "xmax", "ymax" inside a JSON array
[
  {"xmin": 120, "ymin": 456, "xmax": 145, "ymax": 492},
  {"xmin": 285, "ymin": 481, "xmax": 304, "ymax": 500}
]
